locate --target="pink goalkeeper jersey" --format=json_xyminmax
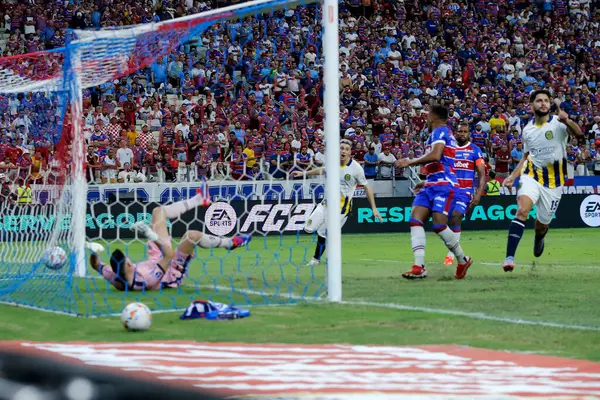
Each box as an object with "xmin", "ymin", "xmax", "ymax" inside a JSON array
[{"xmin": 100, "ymin": 242, "xmax": 189, "ymax": 290}]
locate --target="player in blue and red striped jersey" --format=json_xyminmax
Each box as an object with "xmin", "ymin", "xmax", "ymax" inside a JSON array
[
  {"xmin": 443, "ymin": 122, "xmax": 487, "ymax": 266},
  {"xmin": 396, "ymin": 105, "xmax": 473, "ymax": 280}
]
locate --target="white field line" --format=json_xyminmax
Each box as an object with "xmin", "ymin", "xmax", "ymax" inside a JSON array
[
  {"xmin": 479, "ymin": 262, "xmax": 600, "ymax": 270},
  {"xmin": 361, "ymin": 258, "xmax": 600, "ymax": 270},
  {"xmin": 2, "ymin": 269, "xmax": 599, "ymax": 332},
  {"xmin": 118, "ymin": 284, "xmax": 600, "ymax": 332},
  {"xmin": 338, "ymin": 300, "xmax": 600, "ymax": 332},
  {"xmin": 0, "ymin": 301, "xmax": 83, "ymax": 317}
]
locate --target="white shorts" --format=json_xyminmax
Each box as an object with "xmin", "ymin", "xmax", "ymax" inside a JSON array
[
  {"xmin": 518, "ymin": 175, "xmax": 562, "ymax": 225},
  {"xmin": 304, "ymin": 203, "xmax": 348, "ymax": 238}
]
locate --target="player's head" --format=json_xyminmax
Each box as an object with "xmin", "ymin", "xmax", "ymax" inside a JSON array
[
  {"xmin": 455, "ymin": 123, "xmax": 470, "ymax": 145},
  {"xmin": 110, "ymin": 249, "xmax": 134, "ymax": 288},
  {"xmin": 529, "ymin": 89, "xmax": 552, "ymax": 117},
  {"xmin": 428, "ymin": 105, "xmax": 448, "ymax": 130},
  {"xmin": 340, "ymin": 139, "xmax": 352, "ymax": 162}
]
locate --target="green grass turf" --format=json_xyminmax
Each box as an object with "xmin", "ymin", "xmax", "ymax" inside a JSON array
[{"xmin": 0, "ymin": 228, "xmax": 599, "ymax": 361}]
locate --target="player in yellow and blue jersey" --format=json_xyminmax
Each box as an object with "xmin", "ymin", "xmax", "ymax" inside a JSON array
[
  {"xmin": 292, "ymin": 139, "xmax": 382, "ymax": 267},
  {"xmin": 502, "ymin": 89, "xmax": 583, "ymax": 272}
]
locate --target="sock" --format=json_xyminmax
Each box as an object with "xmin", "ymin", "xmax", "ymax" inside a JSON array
[
  {"xmin": 409, "ymin": 218, "xmax": 426, "ymax": 267},
  {"xmin": 162, "ymin": 194, "xmax": 207, "ymax": 219},
  {"xmin": 198, "ymin": 234, "xmax": 233, "ymax": 249},
  {"xmin": 446, "ymin": 226, "xmax": 461, "ymax": 258},
  {"xmin": 506, "ymin": 218, "xmax": 526, "ymax": 258},
  {"xmin": 535, "ymin": 227, "xmax": 548, "ymax": 242},
  {"xmin": 313, "ymin": 235, "xmax": 326, "ymax": 260},
  {"xmin": 434, "ymin": 224, "xmax": 468, "ymax": 264}
]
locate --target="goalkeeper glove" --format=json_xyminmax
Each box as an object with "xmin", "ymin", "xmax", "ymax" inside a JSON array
[{"xmin": 85, "ymin": 242, "xmax": 105, "ymax": 254}]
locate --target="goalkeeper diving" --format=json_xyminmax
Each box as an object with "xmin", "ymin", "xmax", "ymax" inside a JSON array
[
  {"xmin": 86, "ymin": 189, "xmax": 251, "ymax": 291},
  {"xmin": 292, "ymin": 139, "xmax": 382, "ymax": 266}
]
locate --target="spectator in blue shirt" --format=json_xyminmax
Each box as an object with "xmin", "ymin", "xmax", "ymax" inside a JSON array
[
  {"xmin": 151, "ymin": 57, "xmax": 168, "ymax": 88},
  {"xmin": 269, "ymin": 147, "xmax": 291, "ymax": 180},
  {"xmin": 232, "ymin": 121, "xmax": 245, "ymax": 144},
  {"xmin": 510, "ymin": 142, "xmax": 524, "ymax": 172},
  {"xmin": 363, "ymin": 147, "xmax": 378, "ymax": 179}
]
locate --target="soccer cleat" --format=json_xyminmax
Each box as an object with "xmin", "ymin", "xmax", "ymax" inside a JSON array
[
  {"xmin": 195, "ymin": 188, "xmax": 212, "ymax": 207},
  {"xmin": 534, "ymin": 236, "xmax": 545, "ymax": 258},
  {"xmin": 306, "ymin": 258, "xmax": 321, "ymax": 267},
  {"xmin": 443, "ymin": 255, "xmax": 454, "ymax": 266},
  {"xmin": 503, "ymin": 257, "xmax": 515, "ymax": 272},
  {"xmin": 454, "ymin": 256, "xmax": 473, "ymax": 280},
  {"xmin": 402, "ymin": 265, "xmax": 428, "ymax": 280},
  {"xmin": 130, "ymin": 221, "xmax": 159, "ymax": 242},
  {"xmin": 230, "ymin": 234, "xmax": 252, "ymax": 250}
]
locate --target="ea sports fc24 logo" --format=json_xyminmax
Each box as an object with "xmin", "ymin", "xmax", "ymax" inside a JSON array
[
  {"xmin": 580, "ymin": 195, "xmax": 600, "ymax": 227},
  {"xmin": 205, "ymin": 202, "xmax": 237, "ymax": 235}
]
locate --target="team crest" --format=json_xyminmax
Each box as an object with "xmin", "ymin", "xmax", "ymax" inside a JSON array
[
  {"xmin": 344, "ymin": 174, "xmax": 351, "ymax": 181},
  {"xmin": 545, "ymin": 131, "xmax": 553, "ymax": 140}
]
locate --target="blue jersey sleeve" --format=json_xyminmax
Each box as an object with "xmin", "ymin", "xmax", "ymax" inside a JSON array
[
  {"xmin": 430, "ymin": 126, "xmax": 449, "ymax": 144},
  {"xmin": 471, "ymin": 144, "xmax": 484, "ymax": 162}
]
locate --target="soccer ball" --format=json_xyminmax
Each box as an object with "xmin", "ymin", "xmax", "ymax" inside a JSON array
[
  {"xmin": 42, "ymin": 247, "xmax": 67, "ymax": 270},
  {"xmin": 121, "ymin": 302, "xmax": 152, "ymax": 331}
]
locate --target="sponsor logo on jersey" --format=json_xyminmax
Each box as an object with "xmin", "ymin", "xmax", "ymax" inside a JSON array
[
  {"xmin": 455, "ymin": 161, "xmax": 471, "ymax": 169},
  {"xmin": 530, "ymin": 146, "xmax": 554, "ymax": 156},
  {"xmin": 545, "ymin": 130, "xmax": 554, "ymax": 140},
  {"xmin": 580, "ymin": 194, "xmax": 600, "ymax": 227},
  {"xmin": 344, "ymin": 174, "xmax": 351, "ymax": 181},
  {"xmin": 205, "ymin": 202, "xmax": 237, "ymax": 235}
]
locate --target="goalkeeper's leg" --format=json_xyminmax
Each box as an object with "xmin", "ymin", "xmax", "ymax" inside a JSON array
[
  {"xmin": 178, "ymin": 230, "xmax": 252, "ymax": 254},
  {"xmin": 160, "ymin": 188, "xmax": 211, "ymax": 220},
  {"xmin": 160, "ymin": 230, "xmax": 251, "ymax": 289},
  {"xmin": 130, "ymin": 207, "xmax": 175, "ymax": 267},
  {"xmin": 132, "ymin": 189, "xmax": 211, "ymax": 248}
]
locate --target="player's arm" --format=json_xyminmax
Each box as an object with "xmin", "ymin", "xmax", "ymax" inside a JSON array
[
  {"xmin": 396, "ymin": 142, "xmax": 444, "ymax": 168},
  {"xmin": 89, "ymin": 253, "xmax": 103, "ymax": 272},
  {"xmin": 85, "ymin": 242, "xmax": 106, "ymax": 272},
  {"xmin": 363, "ymin": 184, "xmax": 382, "ymax": 222},
  {"xmin": 562, "ymin": 116, "xmax": 583, "ymax": 137},
  {"xmin": 470, "ymin": 159, "xmax": 487, "ymax": 208},
  {"xmin": 555, "ymin": 100, "xmax": 583, "ymax": 137},
  {"xmin": 292, "ymin": 167, "xmax": 325, "ymax": 178},
  {"xmin": 503, "ymin": 152, "xmax": 529, "ymax": 191},
  {"xmin": 508, "ymin": 152, "xmax": 529, "ymax": 178}
]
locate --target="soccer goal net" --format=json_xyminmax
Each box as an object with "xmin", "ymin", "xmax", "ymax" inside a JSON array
[{"xmin": 0, "ymin": 0, "xmax": 343, "ymax": 316}]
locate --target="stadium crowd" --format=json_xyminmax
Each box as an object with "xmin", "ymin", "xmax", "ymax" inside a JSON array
[{"xmin": 1, "ymin": 0, "xmax": 600, "ymax": 195}]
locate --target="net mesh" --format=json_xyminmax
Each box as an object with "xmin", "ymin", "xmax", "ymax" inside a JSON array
[{"xmin": 0, "ymin": 0, "xmax": 330, "ymax": 316}]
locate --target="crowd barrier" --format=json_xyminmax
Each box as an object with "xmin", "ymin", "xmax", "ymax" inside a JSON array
[{"xmin": 16, "ymin": 178, "xmax": 600, "ymax": 206}]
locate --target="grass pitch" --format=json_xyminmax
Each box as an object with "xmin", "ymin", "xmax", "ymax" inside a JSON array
[{"xmin": 0, "ymin": 228, "xmax": 599, "ymax": 361}]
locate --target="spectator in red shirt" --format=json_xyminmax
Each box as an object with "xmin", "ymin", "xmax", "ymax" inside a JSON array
[
  {"xmin": 161, "ymin": 152, "xmax": 178, "ymax": 182},
  {"xmin": 494, "ymin": 144, "xmax": 511, "ymax": 178}
]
